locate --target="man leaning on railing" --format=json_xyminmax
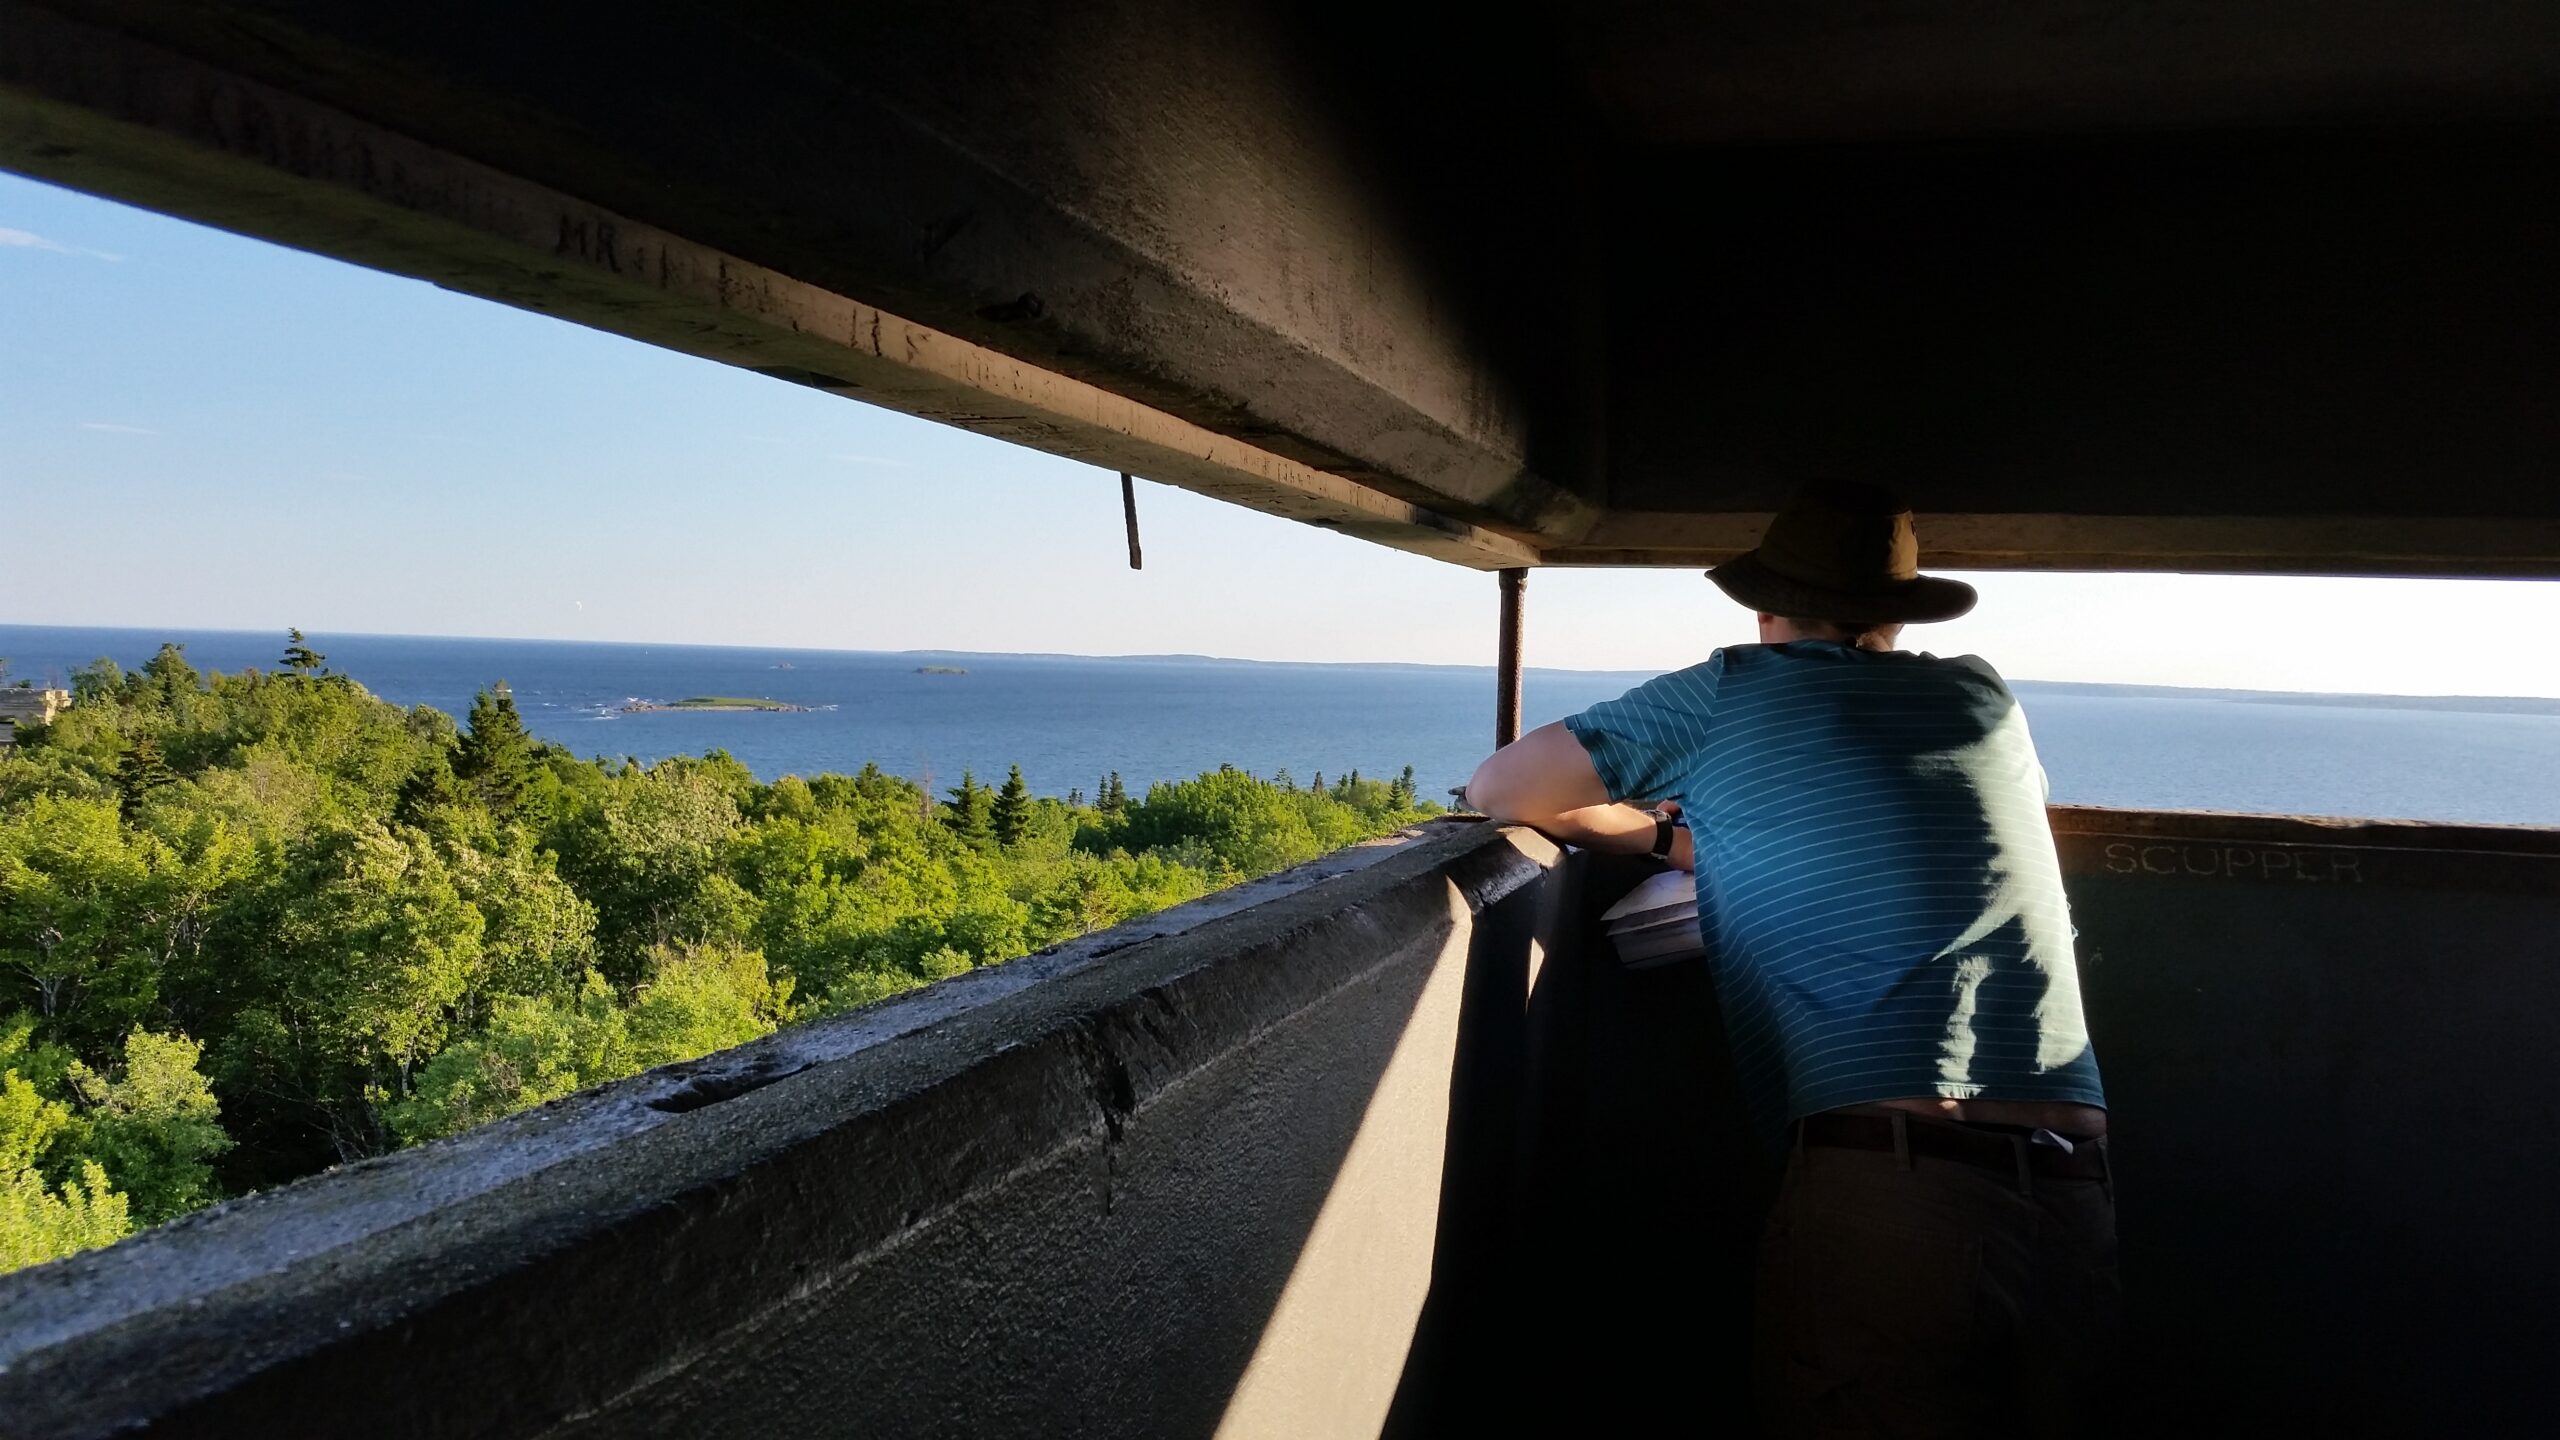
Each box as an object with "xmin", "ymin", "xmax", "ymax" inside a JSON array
[{"xmin": 1466, "ymin": 482, "xmax": 2116, "ymax": 1438}]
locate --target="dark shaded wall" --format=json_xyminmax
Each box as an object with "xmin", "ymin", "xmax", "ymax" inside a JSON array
[
  {"xmin": 2054, "ymin": 809, "xmax": 2560, "ymax": 1435},
  {"xmin": 1509, "ymin": 809, "xmax": 2560, "ymax": 1436}
]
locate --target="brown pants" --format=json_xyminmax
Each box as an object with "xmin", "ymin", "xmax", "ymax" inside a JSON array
[{"xmin": 1755, "ymin": 1119, "xmax": 2121, "ymax": 1439}]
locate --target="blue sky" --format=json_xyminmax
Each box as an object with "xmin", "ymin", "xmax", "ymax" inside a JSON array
[{"xmin": 7, "ymin": 170, "xmax": 2558, "ymax": 696}]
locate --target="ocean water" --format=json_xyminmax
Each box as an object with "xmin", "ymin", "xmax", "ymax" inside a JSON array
[{"xmin": 5, "ymin": 625, "xmax": 2559, "ymax": 826}]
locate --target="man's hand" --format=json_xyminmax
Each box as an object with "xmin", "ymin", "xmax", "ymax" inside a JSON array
[{"xmin": 1468, "ymin": 722, "xmax": 1689, "ymax": 866}]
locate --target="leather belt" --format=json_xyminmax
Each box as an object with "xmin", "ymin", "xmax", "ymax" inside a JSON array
[{"xmin": 1796, "ymin": 1111, "xmax": 2111, "ymax": 1182}]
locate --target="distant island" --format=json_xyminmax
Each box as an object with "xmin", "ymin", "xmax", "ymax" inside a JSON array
[
  {"xmin": 623, "ymin": 695, "xmax": 809, "ymax": 713},
  {"xmin": 915, "ymin": 665, "xmax": 968, "ymax": 676}
]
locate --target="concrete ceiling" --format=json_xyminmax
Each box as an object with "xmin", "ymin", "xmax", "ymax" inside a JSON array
[
  {"xmin": 6, "ymin": 0, "xmax": 2559, "ymax": 575},
  {"xmin": 1571, "ymin": 1, "xmax": 2560, "ymax": 142}
]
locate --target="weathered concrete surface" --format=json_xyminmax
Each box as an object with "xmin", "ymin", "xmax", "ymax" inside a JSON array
[
  {"xmin": 0, "ymin": 0, "xmax": 1589, "ymax": 562},
  {"xmin": 1574, "ymin": 1, "xmax": 2560, "ymax": 143},
  {"xmin": 0, "ymin": 1, "xmax": 1537, "ymax": 569},
  {"xmin": 0, "ymin": 822, "xmax": 1561, "ymax": 1439},
  {"xmin": 11, "ymin": 2, "xmax": 2560, "ymax": 573},
  {"xmin": 1576, "ymin": 128, "xmax": 2560, "ymax": 576}
]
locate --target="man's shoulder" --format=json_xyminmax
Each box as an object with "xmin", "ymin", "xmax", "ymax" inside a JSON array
[{"xmin": 1914, "ymin": 650, "xmax": 2014, "ymax": 691}]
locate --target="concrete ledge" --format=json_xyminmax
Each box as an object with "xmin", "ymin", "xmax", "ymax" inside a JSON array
[{"xmin": 0, "ymin": 820, "xmax": 1561, "ymax": 1438}]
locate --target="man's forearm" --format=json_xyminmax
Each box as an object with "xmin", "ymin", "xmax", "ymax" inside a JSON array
[
  {"xmin": 1529, "ymin": 801, "xmax": 1662, "ymax": 855},
  {"xmin": 1477, "ymin": 797, "xmax": 1694, "ymax": 870},
  {"xmin": 1466, "ymin": 721, "xmax": 1694, "ymax": 869}
]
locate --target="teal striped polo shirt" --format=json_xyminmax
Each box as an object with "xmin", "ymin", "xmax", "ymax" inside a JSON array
[{"xmin": 1566, "ymin": 640, "xmax": 2104, "ymax": 1136}]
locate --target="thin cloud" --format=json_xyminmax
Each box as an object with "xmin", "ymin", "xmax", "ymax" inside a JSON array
[
  {"xmin": 1, "ymin": 226, "xmax": 124, "ymax": 261},
  {"xmin": 78, "ymin": 421, "xmax": 159, "ymax": 435},
  {"xmin": 830, "ymin": 452, "xmax": 912, "ymax": 467}
]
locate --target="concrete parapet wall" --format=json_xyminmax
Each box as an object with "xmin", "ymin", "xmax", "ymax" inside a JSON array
[
  {"xmin": 0, "ymin": 821, "xmax": 1563, "ymax": 1439},
  {"xmin": 6, "ymin": 807, "xmax": 2548, "ymax": 1434}
]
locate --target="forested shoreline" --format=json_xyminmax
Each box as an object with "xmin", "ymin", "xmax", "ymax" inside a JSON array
[{"xmin": 0, "ymin": 638, "xmax": 1438, "ymax": 1272}]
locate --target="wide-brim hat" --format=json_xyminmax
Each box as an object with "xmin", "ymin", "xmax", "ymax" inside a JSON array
[{"xmin": 1706, "ymin": 481, "xmax": 1977, "ymax": 625}]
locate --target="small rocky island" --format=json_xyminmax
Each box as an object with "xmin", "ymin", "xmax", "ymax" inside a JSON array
[
  {"xmin": 622, "ymin": 695, "xmax": 810, "ymax": 713},
  {"xmin": 915, "ymin": 665, "xmax": 968, "ymax": 675}
]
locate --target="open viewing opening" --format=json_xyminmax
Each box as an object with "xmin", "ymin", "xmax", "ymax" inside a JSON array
[{"xmin": 6, "ymin": 154, "xmax": 2560, "ymax": 1287}]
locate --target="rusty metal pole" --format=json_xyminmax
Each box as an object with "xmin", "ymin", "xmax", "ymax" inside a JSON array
[
  {"xmin": 1495, "ymin": 566, "xmax": 1527, "ymax": 749},
  {"xmin": 1119, "ymin": 472, "xmax": 1143, "ymax": 569}
]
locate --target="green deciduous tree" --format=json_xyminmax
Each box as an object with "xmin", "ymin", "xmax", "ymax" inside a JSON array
[
  {"xmin": 0, "ymin": 794, "xmax": 164, "ymax": 1035},
  {"xmin": 1109, "ymin": 768, "xmax": 1324, "ymax": 880},
  {"xmin": 0, "ymin": 1052, "xmax": 132, "ymax": 1270},
  {"xmin": 212, "ymin": 822, "xmax": 486, "ymax": 1169},
  {"xmin": 0, "ymin": 1158, "xmax": 127, "ymax": 1272},
  {"xmin": 66, "ymin": 1029, "xmax": 230, "ymax": 1226},
  {"xmin": 549, "ymin": 759, "xmax": 745, "ymax": 978},
  {"xmin": 386, "ymin": 943, "xmax": 788, "ymax": 1146},
  {"xmin": 69, "ymin": 657, "xmax": 123, "ymax": 705}
]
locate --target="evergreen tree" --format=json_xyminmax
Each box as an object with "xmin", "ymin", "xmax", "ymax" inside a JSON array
[
  {"xmin": 1099, "ymin": 772, "xmax": 1130, "ymax": 816},
  {"xmin": 943, "ymin": 770, "xmax": 995, "ymax": 845},
  {"xmin": 1309, "ymin": 771, "xmax": 1324, "ymax": 797},
  {"xmin": 279, "ymin": 628, "xmax": 327, "ymax": 678},
  {"xmin": 116, "ymin": 735, "xmax": 176, "ymax": 809},
  {"xmin": 394, "ymin": 753, "xmax": 468, "ymax": 823},
  {"xmin": 139, "ymin": 643, "xmax": 199, "ymax": 709},
  {"xmin": 1272, "ymin": 768, "xmax": 1295, "ymax": 792},
  {"xmin": 454, "ymin": 683, "xmax": 538, "ymax": 818},
  {"xmin": 1067, "ymin": 787, "xmax": 1085, "ymax": 810},
  {"xmin": 992, "ymin": 765, "xmax": 1032, "ymax": 846},
  {"xmin": 1393, "ymin": 765, "xmax": 1417, "ymax": 808}
]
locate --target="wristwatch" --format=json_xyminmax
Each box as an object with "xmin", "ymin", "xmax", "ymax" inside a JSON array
[{"xmin": 1646, "ymin": 808, "xmax": 1676, "ymax": 861}]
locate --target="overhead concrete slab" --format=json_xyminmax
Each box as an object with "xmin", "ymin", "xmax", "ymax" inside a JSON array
[{"xmin": 6, "ymin": 0, "xmax": 2560, "ymax": 573}]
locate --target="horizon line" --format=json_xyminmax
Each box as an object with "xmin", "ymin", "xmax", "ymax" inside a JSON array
[{"xmin": 4, "ymin": 619, "xmax": 2558, "ymax": 706}]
